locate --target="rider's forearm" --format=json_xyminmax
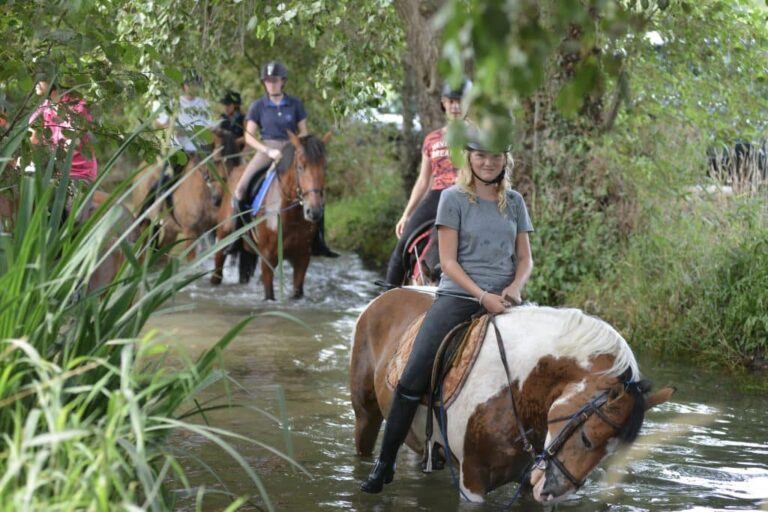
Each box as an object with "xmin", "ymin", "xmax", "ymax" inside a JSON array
[
  {"xmin": 402, "ymin": 176, "xmax": 429, "ymax": 218},
  {"xmin": 244, "ymin": 132, "xmax": 268, "ymax": 153},
  {"xmin": 510, "ymin": 254, "xmax": 532, "ymax": 291}
]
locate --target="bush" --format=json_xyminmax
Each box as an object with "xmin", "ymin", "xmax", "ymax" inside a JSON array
[
  {"xmin": 324, "ymin": 122, "xmax": 404, "ymax": 269},
  {"xmin": 573, "ymin": 194, "xmax": 767, "ymax": 368}
]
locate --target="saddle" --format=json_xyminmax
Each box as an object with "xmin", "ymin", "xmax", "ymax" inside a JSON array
[
  {"xmin": 402, "ymin": 221, "xmax": 441, "ymax": 285},
  {"xmin": 386, "ymin": 312, "xmax": 491, "ymax": 409},
  {"xmin": 244, "ymin": 162, "xmax": 274, "ymax": 216}
]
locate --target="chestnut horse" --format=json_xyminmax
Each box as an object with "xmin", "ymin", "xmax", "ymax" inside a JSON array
[
  {"xmin": 350, "ymin": 288, "xmax": 675, "ymax": 504},
  {"xmin": 132, "ymin": 136, "xmax": 232, "ymax": 261},
  {"xmin": 212, "ymin": 131, "xmax": 331, "ymax": 299}
]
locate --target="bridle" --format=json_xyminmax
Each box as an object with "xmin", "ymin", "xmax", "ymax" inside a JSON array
[
  {"xmin": 542, "ymin": 389, "xmax": 623, "ymax": 488},
  {"xmin": 490, "ymin": 315, "xmax": 633, "ymax": 491},
  {"xmin": 273, "ymin": 152, "xmax": 325, "ymax": 213},
  {"xmin": 293, "ymin": 158, "xmax": 324, "ymax": 207}
]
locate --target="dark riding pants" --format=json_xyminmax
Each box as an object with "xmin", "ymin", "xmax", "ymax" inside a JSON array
[
  {"xmin": 398, "ymin": 293, "xmax": 485, "ymax": 395},
  {"xmin": 385, "ymin": 188, "xmax": 444, "ymax": 285}
]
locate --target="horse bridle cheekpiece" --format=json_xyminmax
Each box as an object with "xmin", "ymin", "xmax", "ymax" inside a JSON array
[
  {"xmin": 543, "ymin": 389, "xmax": 623, "ymax": 488},
  {"xmin": 490, "ymin": 316, "xmax": 640, "ymax": 490},
  {"xmin": 294, "ymin": 157, "xmax": 323, "ymax": 206}
]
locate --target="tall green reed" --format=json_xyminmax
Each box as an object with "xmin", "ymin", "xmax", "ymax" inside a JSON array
[{"xmin": 0, "ymin": 118, "xmax": 304, "ymax": 510}]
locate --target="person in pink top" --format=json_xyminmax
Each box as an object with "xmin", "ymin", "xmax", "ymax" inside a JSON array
[
  {"xmin": 382, "ymin": 78, "xmax": 472, "ymax": 286},
  {"xmin": 29, "ymin": 80, "xmax": 98, "ymax": 182},
  {"xmin": 29, "ymin": 79, "xmax": 98, "ymax": 222}
]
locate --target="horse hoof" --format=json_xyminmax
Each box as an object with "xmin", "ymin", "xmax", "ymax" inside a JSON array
[{"xmin": 210, "ymin": 274, "xmax": 222, "ymax": 285}]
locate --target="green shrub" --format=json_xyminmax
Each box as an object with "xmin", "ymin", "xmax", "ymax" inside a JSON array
[
  {"xmin": 574, "ymin": 195, "xmax": 767, "ymax": 368},
  {"xmin": 324, "ymin": 122, "xmax": 404, "ymax": 269},
  {"xmin": 326, "ymin": 169, "xmax": 404, "ymax": 269}
]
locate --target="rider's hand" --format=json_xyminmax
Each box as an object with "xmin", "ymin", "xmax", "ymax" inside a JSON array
[
  {"xmin": 267, "ymin": 148, "xmax": 282, "ymax": 161},
  {"xmin": 501, "ymin": 283, "xmax": 523, "ymax": 306},
  {"xmin": 395, "ymin": 215, "xmax": 408, "ymax": 239},
  {"xmin": 481, "ymin": 293, "xmax": 509, "ymax": 315}
]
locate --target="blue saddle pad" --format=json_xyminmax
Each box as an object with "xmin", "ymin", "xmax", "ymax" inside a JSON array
[{"xmin": 250, "ymin": 169, "xmax": 277, "ymax": 213}]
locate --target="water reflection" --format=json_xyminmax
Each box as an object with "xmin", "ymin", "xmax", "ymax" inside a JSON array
[{"xmin": 148, "ymin": 254, "xmax": 768, "ymax": 511}]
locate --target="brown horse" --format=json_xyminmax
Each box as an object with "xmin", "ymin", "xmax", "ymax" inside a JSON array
[
  {"xmin": 131, "ymin": 137, "xmax": 231, "ymax": 261},
  {"xmin": 211, "ymin": 131, "xmax": 331, "ymax": 299},
  {"xmin": 351, "ymin": 288, "xmax": 675, "ymax": 503},
  {"xmin": 0, "ymin": 184, "xmax": 137, "ymax": 294},
  {"xmin": 87, "ymin": 189, "xmax": 138, "ymax": 293}
]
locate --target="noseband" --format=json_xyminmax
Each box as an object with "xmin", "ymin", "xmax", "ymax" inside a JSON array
[{"xmin": 542, "ymin": 389, "xmax": 623, "ymax": 488}]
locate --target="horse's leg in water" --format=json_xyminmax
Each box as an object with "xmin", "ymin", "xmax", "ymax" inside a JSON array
[
  {"xmin": 290, "ymin": 252, "xmax": 311, "ymax": 299},
  {"xmin": 211, "ymin": 221, "xmax": 230, "ymax": 285},
  {"xmin": 349, "ymin": 310, "xmax": 385, "ymax": 455},
  {"xmin": 211, "ymin": 247, "xmax": 226, "ymax": 284},
  {"xmin": 260, "ymin": 257, "xmax": 276, "ymax": 300}
]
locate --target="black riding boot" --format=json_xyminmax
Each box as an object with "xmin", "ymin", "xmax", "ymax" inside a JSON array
[
  {"xmin": 361, "ymin": 385, "xmax": 421, "ymax": 494},
  {"xmin": 312, "ymin": 215, "xmax": 339, "ymax": 258},
  {"xmin": 229, "ymin": 198, "xmax": 251, "ymax": 254}
]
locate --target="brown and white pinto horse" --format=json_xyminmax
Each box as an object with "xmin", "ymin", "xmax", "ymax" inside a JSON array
[
  {"xmin": 350, "ymin": 288, "xmax": 675, "ymax": 503},
  {"xmin": 213, "ymin": 131, "xmax": 331, "ymax": 299}
]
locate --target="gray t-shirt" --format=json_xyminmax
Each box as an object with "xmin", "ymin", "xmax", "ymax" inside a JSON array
[{"xmin": 435, "ymin": 185, "xmax": 533, "ymax": 295}]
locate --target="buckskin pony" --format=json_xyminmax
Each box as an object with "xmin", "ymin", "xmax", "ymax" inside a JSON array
[
  {"xmin": 132, "ymin": 134, "xmax": 233, "ymax": 261},
  {"xmin": 212, "ymin": 131, "xmax": 331, "ymax": 299},
  {"xmin": 350, "ymin": 288, "xmax": 675, "ymax": 504}
]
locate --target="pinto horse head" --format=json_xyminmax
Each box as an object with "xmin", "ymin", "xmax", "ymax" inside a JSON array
[
  {"xmin": 531, "ymin": 369, "xmax": 676, "ymax": 503},
  {"xmin": 287, "ymin": 131, "xmax": 332, "ymax": 223}
]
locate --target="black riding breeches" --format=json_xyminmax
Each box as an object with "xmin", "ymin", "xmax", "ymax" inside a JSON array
[
  {"xmin": 398, "ymin": 293, "xmax": 484, "ymax": 395},
  {"xmin": 385, "ymin": 188, "xmax": 444, "ymax": 285}
]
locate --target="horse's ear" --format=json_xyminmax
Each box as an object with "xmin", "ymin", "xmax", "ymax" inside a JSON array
[
  {"xmin": 287, "ymin": 130, "xmax": 301, "ymax": 148},
  {"xmin": 645, "ymin": 386, "xmax": 676, "ymax": 410},
  {"xmin": 321, "ymin": 130, "xmax": 332, "ymax": 145}
]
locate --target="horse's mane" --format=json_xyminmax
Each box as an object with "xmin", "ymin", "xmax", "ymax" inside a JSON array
[
  {"xmin": 508, "ymin": 306, "xmax": 640, "ymax": 381},
  {"xmin": 274, "ymin": 135, "xmax": 327, "ymax": 176}
]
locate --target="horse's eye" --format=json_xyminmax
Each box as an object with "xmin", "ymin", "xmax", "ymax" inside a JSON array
[{"xmin": 581, "ymin": 431, "xmax": 593, "ymax": 450}]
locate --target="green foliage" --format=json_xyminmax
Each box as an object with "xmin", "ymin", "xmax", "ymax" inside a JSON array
[
  {"xmin": 523, "ymin": 137, "xmax": 633, "ymax": 305},
  {"xmin": 628, "ymin": 0, "xmax": 768, "ymax": 144},
  {"xmin": 0, "ymin": 130, "xmax": 304, "ymax": 509},
  {"xmin": 324, "ymin": 123, "xmax": 404, "ymax": 267},
  {"xmin": 574, "ymin": 195, "xmax": 767, "ymax": 368}
]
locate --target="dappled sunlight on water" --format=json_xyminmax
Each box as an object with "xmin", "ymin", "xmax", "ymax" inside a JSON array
[{"xmin": 146, "ymin": 253, "xmax": 768, "ymax": 511}]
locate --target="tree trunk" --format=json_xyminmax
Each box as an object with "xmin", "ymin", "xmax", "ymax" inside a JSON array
[{"xmin": 394, "ymin": 0, "xmax": 445, "ymax": 191}]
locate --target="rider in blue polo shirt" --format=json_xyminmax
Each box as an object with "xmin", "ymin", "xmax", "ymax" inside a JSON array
[{"xmin": 234, "ymin": 61, "xmax": 338, "ymax": 257}]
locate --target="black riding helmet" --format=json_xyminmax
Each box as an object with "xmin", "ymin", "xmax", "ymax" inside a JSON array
[
  {"xmin": 183, "ymin": 70, "xmax": 202, "ymax": 86},
  {"xmin": 220, "ymin": 90, "xmax": 242, "ymax": 105},
  {"xmin": 464, "ymin": 125, "xmax": 511, "ymax": 153},
  {"xmin": 464, "ymin": 125, "xmax": 511, "ymax": 185},
  {"xmin": 261, "ymin": 61, "xmax": 288, "ymax": 81},
  {"xmin": 441, "ymin": 78, "xmax": 472, "ymax": 99},
  {"xmin": 440, "ymin": 78, "xmax": 472, "ymax": 112}
]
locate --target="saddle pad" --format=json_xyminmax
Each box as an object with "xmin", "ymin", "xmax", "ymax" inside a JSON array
[
  {"xmin": 386, "ymin": 313, "xmax": 491, "ymax": 408},
  {"xmin": 250, "ymin": 169, "xmax": 277, "ymax": 213}
]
